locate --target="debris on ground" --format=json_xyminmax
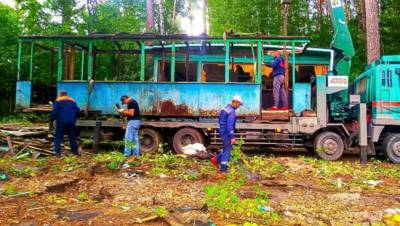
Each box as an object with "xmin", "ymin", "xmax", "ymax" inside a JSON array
[
  {"xmin": 181, "ymin": 143, "xmax": 211, "ymax": 160},
  {"xmin": 0, "ymin": 124, "xmax": 55, "ymax": 158},
  {"xmin": 56, "ymin": 209, "xmax": 101, "ymax": 221},
  {"xmin": 44, "ymin": 176, "xmax": 80, "ymax": 192}
]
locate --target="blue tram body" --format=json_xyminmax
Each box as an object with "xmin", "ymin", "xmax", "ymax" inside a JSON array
[{"xmin": 57, "ymin": 81, "xmax": 261, "ymax": 117}]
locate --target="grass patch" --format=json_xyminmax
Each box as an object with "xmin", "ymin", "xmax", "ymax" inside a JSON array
[
  {"xmin": 0, "ymin": 113, "xmax": 49, "ymax": 124},
  {"xmin": 204, "ymin": 167, "xmax": 280, "ymax": 224}
]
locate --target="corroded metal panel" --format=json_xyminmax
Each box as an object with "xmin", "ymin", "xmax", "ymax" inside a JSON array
[
  {"xmin": 16, "ymin": 81, "xmax": 31, "ymax": 108},
  {"xmin": 58, "ymin": 82, "xmax": 260, "ymax": 117},
  {"xmin": 293, "ymin": 83, "xmax": 311, "ymax": 114}
]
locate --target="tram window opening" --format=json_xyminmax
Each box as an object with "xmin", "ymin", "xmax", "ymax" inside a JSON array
[
  {"xmin": 200, "ymin": 63, "xmax": 255, "ymax": 83},
  {"xmin": 202, "ymin": 63, "xmax": 225, "ymax": 82},
  {"xmin": 160, "ymin": 62, "xmax": 197, "ymax": 82}
]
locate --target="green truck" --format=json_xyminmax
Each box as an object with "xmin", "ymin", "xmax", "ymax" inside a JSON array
[{"xmin": 352, "ymin": 56, "xmax": 400, "ymax": 163}]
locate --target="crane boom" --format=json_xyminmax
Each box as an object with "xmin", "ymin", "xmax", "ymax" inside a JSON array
[{"xmin": 330, "ymin": 0, "xmax": 355, "ymax": 76}]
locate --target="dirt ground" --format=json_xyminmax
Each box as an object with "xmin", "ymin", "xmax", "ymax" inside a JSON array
[{"xmin": 1, "ymin": 147, "xmax": 400, "ymax": 226}]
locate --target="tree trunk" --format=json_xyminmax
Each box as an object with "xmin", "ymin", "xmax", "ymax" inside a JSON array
[
  {"xmin": 188, "ymin": 0, "xmax": 193, "ymax": 35},
  {"xmin": 146, "ymin": 0, "xmax": 155, "ymax": 32},
  {"xmin": 158, "ymin": 0, "xmax": 165, "ymax": 35},
  {"xmin": 317, "ymin": 0, "xmax": 324, "ymax": 31},
  {"xmin": 365, "ymin": 0, "xmax": 381, "ymax": 63},
  {"xmin": 356, "ymin": 0, "xmax": 366, "ymax": 30},
  {"xmin": 202, "ymin": 0, "xmax": 207, "ymax": 34},
  {"xmin": 172, "ymin": 0, "xmax": 177, "ymax": 26},
  {"xmin": 344, "ymin": 0, "xmax": 350, "ymax": 21},
  {"xmin": 317, "ymin": 0, "xmax": 323, "ymax": 17}
]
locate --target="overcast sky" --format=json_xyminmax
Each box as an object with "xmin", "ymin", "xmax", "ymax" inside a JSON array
[{"xmin": 0, "ymin": 0, "xmax": 205, "ymax": 35}]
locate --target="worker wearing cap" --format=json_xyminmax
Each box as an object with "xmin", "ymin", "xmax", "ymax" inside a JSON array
[
  {"xmin": 211, "ymin": 95, "xmax": 243, "ymax": 173},
  {"xmin": 267, "ymin": 50, "xmax": 288, "ymax": 110},
  {"xmin": 51, "ymin": 91, "xmax": 80, "ymax": 157},
  {"xmin": 118, "ymin": 95, "xmax": 141, "ymax": 157}
]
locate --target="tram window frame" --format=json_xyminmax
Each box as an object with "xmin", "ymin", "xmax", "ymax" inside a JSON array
[
  {"xmin": 381, "ymin": 70, "xmax": 386, "ymax": 86},
  {"xmin": 356, "ymin": 77, "xmax": 367, "ymax": 94},
  {"xmin": 387, "ymin": 69, "xmax": 393, "ymax": 87}
]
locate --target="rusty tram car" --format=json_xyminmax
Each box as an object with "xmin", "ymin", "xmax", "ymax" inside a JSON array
[{"xmin": 15, "ymin": 32, "xmax": 358, "ymax": 161}]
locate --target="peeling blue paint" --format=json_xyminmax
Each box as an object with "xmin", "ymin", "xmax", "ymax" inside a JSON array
[
  {"xmin": 293, "ymin": 83, "xmax": 311, "ymax": 113},
  {"xmin": 16, "ymin": 81, "xmax": 31, "ymax": 108},
  {"xmin": 58, "ymin": 81, "xmax": 261, "ymax": 117}
]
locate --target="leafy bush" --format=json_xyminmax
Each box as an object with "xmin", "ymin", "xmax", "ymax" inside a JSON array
[{"xmin": 204, "ymin": 168, "xmax": 280, "ymax": 224}]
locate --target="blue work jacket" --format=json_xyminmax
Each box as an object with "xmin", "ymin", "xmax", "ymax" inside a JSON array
[
  {"xmin": 219, "ymin": 105, "xmax": 236, "ymax": 139},
  {"xmin": 268, "ymin": 56, "xmax": 286, "ymax": 77},
  {"xmin": 50, "ymin": 96, "xmax": 80, "ymax": 124}
]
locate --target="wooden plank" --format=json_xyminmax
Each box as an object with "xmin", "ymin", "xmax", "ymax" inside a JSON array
[
  {"xmin": 6, "ymin": 136, "xmax": 15, "ymax": 155},
  {"xmin": 261, "ymin": 110, "xmax": 291, "ymax": 121}
]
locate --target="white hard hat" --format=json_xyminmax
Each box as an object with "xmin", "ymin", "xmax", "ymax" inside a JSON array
[{"xmin": 232, "ymin": 95, "xmax": 243, "ymax": 105}]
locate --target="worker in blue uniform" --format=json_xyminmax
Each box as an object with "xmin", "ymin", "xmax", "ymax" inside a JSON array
[
  {"xmin": 51, "ymin": 91, "xmax": 80, "ymax": 157},
  {"xmin": 211, "ymin": 95, "xmax": 243, "ymax": 173}
]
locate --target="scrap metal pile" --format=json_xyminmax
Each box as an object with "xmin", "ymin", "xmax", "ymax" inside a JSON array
[{"xmin": 0, "ymin": 124, "xmax": 58, "ymax": 158}]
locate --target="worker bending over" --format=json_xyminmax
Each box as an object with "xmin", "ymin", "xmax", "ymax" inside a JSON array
[
  {"xmin": 51, "ymin": 91, "xmax": 80, "ymax": 157},
  {"xmin": 118, "ymin": 95, "xmax": 141, "ymax": 157},
  {"xmin": 267, "ymin": 50, "xmax": 288, "ymax": 110},
  {"xmin": 212, "ymin": 96, "xmax": 243, "ymax": 173}
]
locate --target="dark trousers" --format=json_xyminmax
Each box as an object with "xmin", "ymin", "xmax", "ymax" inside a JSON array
[
  {"xmin": 54, "ymin": 122, "xmax": 78, "ymax": 156},
  {"xmin": 217, "ymin": 134, "xmax": 232, "ymax": 172}
]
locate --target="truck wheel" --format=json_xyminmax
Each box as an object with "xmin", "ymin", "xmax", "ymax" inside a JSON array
[
  {"xmin": 383, "ymin": 133, "xmax": 400, "ymax": 164},
  {"xmin": 173, "ymin": 128, "xmax": 204, "ymax": 154},
  {"xmin": 314, "ymin": 131, "xmax": 344, "ymax": 161},
  {"xmin": 140, "ymin": 128, "xmax": 163, "ymax": 154}
]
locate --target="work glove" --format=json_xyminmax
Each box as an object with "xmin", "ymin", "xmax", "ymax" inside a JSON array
[{"xmin": 117, "ymin": 109, "xmax": 124, "ymax": 114}]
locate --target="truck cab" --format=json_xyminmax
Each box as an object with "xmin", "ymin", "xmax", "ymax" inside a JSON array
[{"xmin": 352, "ymin": 55, "xmax": 400, "ymax": 163}]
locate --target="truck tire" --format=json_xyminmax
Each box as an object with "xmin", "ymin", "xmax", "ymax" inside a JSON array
[
  {"xmin": 314, "ymin": 131, "xmax": 344, "ymax": 161},
  {"xmin": 173, "ymin": 128, "xmax": 204, "ymax": 154},
  {"xmin": 140, "ymin": 127, "xmax": 163, "ymax": 154},
  {"xmin": 383, "ymin": 133, "xmax": 400, "ymax": 164}
]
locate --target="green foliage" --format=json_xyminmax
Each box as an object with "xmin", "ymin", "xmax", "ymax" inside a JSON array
[
  {"xmin": 93, "ymin": 151, "xmax": 126, "ymax": 170},
  {"xmin": 178, "ymin": 170, "xmax": 199, "ymax": 181},
  {"xmin": 4, "ymin": 184, "xmax": 16, "ymax": 195},
  {"xmin": 93, "ymin": 151, "xmax": 126, "ymax": 164},
  {"xmin": 77, "ymin": 192, "xmax": 88, "ymax": 201},
  {"xmin": 230, "ymin": 138, "xmax": 244, "ymax": 164},
  {"xmin": 153, "ymin": 153, "xmax": 183, "ymax": 169},
  {"xmin": 35, "ymin": 157, "xmax": 48, "ymax": 167},
  {"xmin": 380, "ymin": 0, "xmax": 400, "ymax": 56},
  {"xmin": 0, "ymin": 113, "xmax": 49, "ymax": 124},
  {"xmin": 204, "ymin": 170, "xmax": 278, "ymax": 223},
  {"xmin": 11, "ymin": 165, "xmax": 37, "ymax": 177},
  {"xmin": 107, "ymin": 161, "xmax": 118, "ymax": 171},
  {"xmin": 52, "ymin": 163, "xmax": 62, "ymax": 172},
  {"xmin": 63, "ymin": 156, "xmax": 77, "ymax": 164},
  {"xmin": 47, "ymin": 194, "xmax": 67, "ymax": 205},
  {"xmin": 148, "ymin": 153, "xmax": 183, "ymax": 176},
  {"xmin": 154, "ymin": 206, "xmax": 168, "ymax": 217},
  {"xmin": 0, "ymin": 3, "xmax": 18, "ymax": 115}
]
